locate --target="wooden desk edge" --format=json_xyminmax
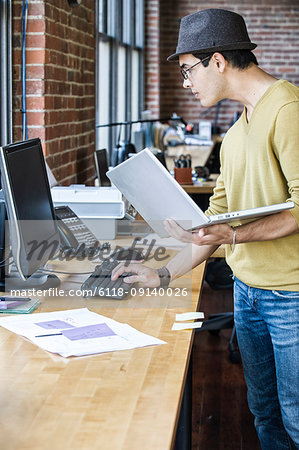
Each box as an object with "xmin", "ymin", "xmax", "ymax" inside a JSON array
[{"xmin": 171, "ymin": 261, "xmax": 207, "ymax": 449}]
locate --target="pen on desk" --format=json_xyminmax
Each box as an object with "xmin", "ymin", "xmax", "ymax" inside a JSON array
[{"xmin": 35, "ymin": 332, "xmax": 63, "ymax": 338}]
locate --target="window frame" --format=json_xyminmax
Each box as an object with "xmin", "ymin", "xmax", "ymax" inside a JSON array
[{"xmin": 95, "ymin": 0, "xmax": 144, "ymax": 158}]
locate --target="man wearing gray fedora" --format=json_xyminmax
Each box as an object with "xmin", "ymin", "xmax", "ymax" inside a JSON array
[{"xmin": 112, "ymin": 9, "xmax": 299, "ymax": 449}]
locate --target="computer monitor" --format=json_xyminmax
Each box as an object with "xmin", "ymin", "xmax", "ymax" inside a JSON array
[
  {"xmin": 94, "ymin": 148, "xmax": 111, "ymax": 186},
  {"xmin": 0, "ymin": 138, "xmax": 60, "ymax": 289}
]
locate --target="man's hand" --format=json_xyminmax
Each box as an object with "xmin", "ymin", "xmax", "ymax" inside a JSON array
[
  {"xmin": 165, "ymin": 210, "xmax": 299, "ymax": 247},
  {"xmin": 164, "ymin": 218, "xmax": 233, "ymax": 245},
  {"xmin": 111, "ymin": 263, "xmax": 161, "ymax": 288}
]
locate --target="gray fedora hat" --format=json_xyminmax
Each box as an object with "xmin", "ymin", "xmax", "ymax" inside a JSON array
[{"xmin": 167, "ymin": 9, "xmax": 257, "ymax": 61}]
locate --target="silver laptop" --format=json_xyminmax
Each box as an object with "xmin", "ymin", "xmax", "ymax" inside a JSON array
[{"xmin": 107, "ymin": 149, "xmax": 294, "ymax": 238}]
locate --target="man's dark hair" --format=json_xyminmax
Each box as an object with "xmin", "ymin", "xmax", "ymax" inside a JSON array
[{"xmin": 192, "ymin": 49, "xmax": 258, "ymax": 69}]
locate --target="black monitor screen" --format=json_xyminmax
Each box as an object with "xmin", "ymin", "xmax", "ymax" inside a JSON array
[
  {"xmin": 94, "ymin": 149, "xmax": 111, "ymax": 187},
  {"xmin": 0, "ymin": 138, "xmax": 59, "ymax": 278},
  {"xmin": 6, "ymin": 144, "xmax": 56, "ymax": 224}
]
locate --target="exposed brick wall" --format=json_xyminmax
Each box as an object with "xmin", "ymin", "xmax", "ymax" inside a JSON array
[
  {"xmin": 158, "ymin": 0, "xmax": 299, "ymax": 133},
  {"xmin": 12, "ymin": 0, "xmax": 95, "ymax": 185}
]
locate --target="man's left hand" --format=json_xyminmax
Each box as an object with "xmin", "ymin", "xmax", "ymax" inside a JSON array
[{"xmin": 164, "ymin": 218, "xmax": 233, "ymax": 246}]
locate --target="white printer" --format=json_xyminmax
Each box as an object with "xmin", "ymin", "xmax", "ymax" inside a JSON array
[{"xmin": 51, "ymin": 185, "xmax": 124, "ymax": 239}]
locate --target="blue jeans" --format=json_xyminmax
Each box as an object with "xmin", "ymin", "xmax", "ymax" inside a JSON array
[{"xmin": 233, "ymin": 277, "xmax": 299, "ymax": 450}]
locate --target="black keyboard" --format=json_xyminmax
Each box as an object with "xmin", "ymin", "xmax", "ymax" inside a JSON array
[{"xmin": 81, "ymin": 248, "xmax": 143, "ymax": 300}]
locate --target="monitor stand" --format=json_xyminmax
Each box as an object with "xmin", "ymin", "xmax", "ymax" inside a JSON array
[{"xmin": 0, "ymin": 272, "xmax": 60, "ymax": 292}]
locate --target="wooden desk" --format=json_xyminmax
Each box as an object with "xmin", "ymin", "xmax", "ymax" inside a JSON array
[
  {"xmin": 0, "ymin": 246, "xmax": 205, "ymax": 450},
  {"xmin": 181, "ymin": 173, "xmax": 218, "ymax": 194}
]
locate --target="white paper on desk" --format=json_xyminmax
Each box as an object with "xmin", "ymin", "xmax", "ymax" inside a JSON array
[
  {"xmin": 0, "ymin": 308, "xmax": 166, "ymax": 358},
  {"xmin": 172, "ymin": 322, "xmax": 203, "ymax": 331},
  {"xmin": 175, "ymin": 312, "xmax": 204, "ymax": 321}
]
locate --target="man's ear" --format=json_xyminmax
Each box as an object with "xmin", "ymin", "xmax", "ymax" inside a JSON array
[{"xmin": 212, "ymin": 52, "xmax": 226, "ymax": 73}]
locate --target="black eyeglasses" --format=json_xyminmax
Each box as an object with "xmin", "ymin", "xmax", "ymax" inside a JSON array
[{"xmin": 180, "ymin": 56, "xmax": 211, "ymax": 80}]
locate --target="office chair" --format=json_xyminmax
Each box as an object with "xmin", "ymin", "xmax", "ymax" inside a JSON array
[{"xmin": 196, "ymin": 258, "xmax": 241, "ymax": 364}]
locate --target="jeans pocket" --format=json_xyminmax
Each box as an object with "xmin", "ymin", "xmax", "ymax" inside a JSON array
[{"xmin": 271, "ymin": 290, "xmax": 299, "ymax": 299}]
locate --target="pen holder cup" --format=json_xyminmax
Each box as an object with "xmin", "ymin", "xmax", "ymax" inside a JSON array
[{"xmin": 174, "ymin": 167, "xmax": 193, "ymax": 185}]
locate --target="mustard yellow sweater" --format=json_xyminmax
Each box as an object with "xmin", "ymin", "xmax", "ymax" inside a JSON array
[{"xmin": 206, "ymin": 79, "xmax": 299, "ymax": 290}]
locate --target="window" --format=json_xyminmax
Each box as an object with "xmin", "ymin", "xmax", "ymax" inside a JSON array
[{"xmin": 95, "ymin": 0, "xmax": 144, "ymax": 159}]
